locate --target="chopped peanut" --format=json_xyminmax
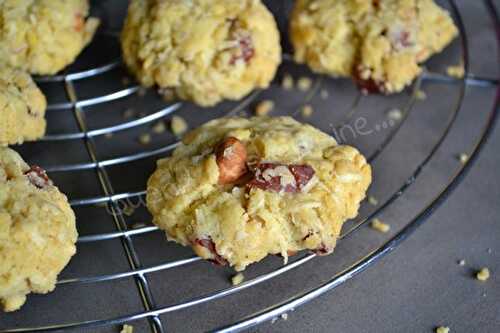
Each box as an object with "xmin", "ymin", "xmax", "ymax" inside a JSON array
[
  {"xmin": 370, "ymin": 218, "xmax": 390, "ymax": 233},
  {"xmin": 215, "ymin": 137, "xmax": 248, "ymax": 185},
  {"xmin": 436, "ymin": 327, "xmax": 450, "ymax": 333}
]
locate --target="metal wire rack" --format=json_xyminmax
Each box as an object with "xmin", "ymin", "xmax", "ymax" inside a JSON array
[{"xmin": 1, "ymin": 0, "xmax": 499, "ymax": 332}]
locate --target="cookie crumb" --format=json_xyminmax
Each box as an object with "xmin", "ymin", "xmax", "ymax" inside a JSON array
[
  {"xmin": 387, "ymin": 108, "xmax": 403, "ymax": 121},
  {"xmin": 436, "ymin": 326, "xmax": 450, "ymax": 333},
  {"xmin": 121, "ymin": 324, "xmax": 134, "ymax": 333},
  {"xmin": 457, "ymin": 259, "xmax": 466, "ymax": 266},
  {"xmin": 231, "ymin": 273, "xmax": 245, "ymax": 286},
  {"xmin": 457, "ymin": 153, "xmax": 468, "ymax": 164},
  {"xmin": 280, "ymin": 313, "xmax": 288, "ymax": 321},
  {"xmin": 415, "ymin": 89, "xmax": 427, "ymax": 100},
  {"xmin": 152, "ymin": 121, "xmax": 166, "ymax": 134},
  {"xmin": 301, "ymin": 104, "xmax": 313, "ymax": 118},
  {"xmin": 123, "ymin": 108, "xmax": 135, "ymax": 119},
  {"xmin": 138, "ymin": 133, "xmax": 151, "ymax": 145},
  {"xmin": 320, "ymin": 89, "xmax": 329, "ymax": 99},
  {"xmin": 255, "ymin": 100, "xmax": 274, "ymax": 116},
  {"xmin": 171, "ymin": 116, "xmax": 188, "ymax": 136},
  {"xmin": 447, "ymin": 63, "xmax": 465, "ymax": 79},
  {"xmin": 297, "ymin": 77, "xmax": 313, "ymax": 91},
  {"xmin": 370, "ymin": 218, "xmax": 390, "ymax": 233},
  {"xmin": 281, "ymin": 74, "xmax": 294, "ymax": 90},
  {"xmin": 476, "ymin": 267, "xmax": 490, "ymax": 281},
  {"xmin": 368, "ymin": 196, "xmax": 378, "ymax": 206}
]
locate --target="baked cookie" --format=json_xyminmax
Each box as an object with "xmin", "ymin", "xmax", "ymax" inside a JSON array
[
  {"xmin": 0, "ymin": 67, "xmax": 47, "ymax": 146},
  {"xmin": 121, "ymin": 0, "xmax": 281, "ymax": 107},
  {"xmin": 290, "ymin": 0, "xmax": 458, "ymax": 94},
  {"xmin": 0, "ymin": 148, "xmax": 77, "ymax": 312},
  {"xmin": 147, "ymin": 117, "xmax": 371, "ymax": 271},
  {"xmin": 0, "ymin": 0, "xmax": 100, "ymax": 75}
]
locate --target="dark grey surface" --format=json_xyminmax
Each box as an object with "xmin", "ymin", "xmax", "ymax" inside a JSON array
[{"xmin": 0, "ymin": 1, "xmax": 498, "ymax": 333}]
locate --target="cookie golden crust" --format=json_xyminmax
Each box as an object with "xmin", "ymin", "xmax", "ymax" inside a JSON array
[
  {"xmin": 147, "ymin": 117, "xmax": 371, "ymax": 271},
  {"xmin": 121, "ymin": 0, "xmax": 282, "ymax": 107},
  {"xmin": 0, "ymin": 67, "xmax": 46, "ymax": 146},
  {"xmin": 0, "ymin": 0, "xmax": 99, "ymax": 75},
  {"xmin": 0, "ymin": 148, "xmax": 77, "ymax": 312},
  {"xmin": 290, "ymin": 0, "xmax": 458, "ymax": 93}
]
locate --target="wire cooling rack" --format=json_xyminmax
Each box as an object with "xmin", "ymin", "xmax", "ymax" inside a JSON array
[{"xmin": 1, "ymin": 0, "xmax": 499, "ymax": 332}]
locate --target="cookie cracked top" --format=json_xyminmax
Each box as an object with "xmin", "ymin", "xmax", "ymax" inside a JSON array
[
  {"xmin": 147, "ymin": 117, "xmax": 372, "ymax": 271},
  {"xmin": 121, "ymin": 0, "xmax": 282, "ymax": 107}
]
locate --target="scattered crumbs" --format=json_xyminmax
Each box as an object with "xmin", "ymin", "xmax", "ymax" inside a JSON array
[
  {"xmin": 123, "ymin": 108, "xmax": 136, "ymax": 119},
  {"xmin": 137, "ymin": 86, "xmax": 147, "ymax": 97},
  {"xmin": 458, "ymin": 259, "xmax": 466, "ymax": 266},
  {"xmin": 171, "ymin": 115, "xmax": 188, "ymax": 136},
  {"xmin": 255, "ymin": 100, "xmax": 275, "ymax": 116},
  {"xmin": 320, "ymin": 89, "xmax": 329, "ymax": 100},
  {"xmin": 446, "ymin": 63, "xmax": 465, "ymax": 79},
  {"xmin": 281, "ymin": 73, "xmax": 294, "ymax": 90},
  {"xmin": 122, "ymin": 204, "xmax": 135, "ymax": 217},
  {"xmin": 152, "ymin": 121, "xmax": 166, "ymax": 134},
  {"xmin": 138, "ymin": 133, "xmax": 151, "ymax": 145},
  {"xmin": 120, "ymin": 324, "xmax": 134, "ymax": 333},
  {"xmin": 436, "ymin": 326, "xmax": 450, "ymax": 333},
  {"xmin": 301, "ymin": 104, "xmax": 313, "ymax": 118},
  {"xmin": 121, "ymin": 77, "xmax": 131, "ymax": 87},
  {"xmin": 368, "ymin": 196, "xmax": 378, "ymax": 206},
  {"xmin": 104, "ymin": 132, "xmax": 113, "ymax": 139},
  {"xmin": 476, "ymin": 267, "xmax": 490, "ymax": 282},
  {"xmin": 280, "ymin": 313, "xmax": 288, "ymax": 321},
  {"xmin": 415, "ymin": 89, "xmax": 427, "ymax": 100},
  {"xmin": 231, "ymin": 273, "xmax": 245, "ymax": 286},
  {"xmin": 370, "ymin": 218, "xmax": 390, "ymax": 233},
  {"xmin": 158, "ymin": 88, "xmax": 175, "ymax": 102},
  {"xmin": 457, "ymin": 153, "xmax": 468, "ymax": 164},
  {"xmin": 297, "ymin": 76, "xmax": 313, "ymax": 91},
  {"xmin": 387, "ymin": 108, "xmax": 403, "ymax": 121}
]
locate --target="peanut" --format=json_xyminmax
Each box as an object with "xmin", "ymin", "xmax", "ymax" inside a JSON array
[{"xmin": 215, "ymin": 137, "xmax": 248, "ymax": 185}]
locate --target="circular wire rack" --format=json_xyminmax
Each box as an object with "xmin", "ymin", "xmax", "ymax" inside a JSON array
[{"xmin": 2, "ymin": 0, "xmax": 499, "ymax": 332}]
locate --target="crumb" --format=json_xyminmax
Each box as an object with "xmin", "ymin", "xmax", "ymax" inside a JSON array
[
  {"xmin": 271, "ymin": 317, "xmax": 278, "ymax": 324},
  {"xmin": 436, "ymin": 326, "xmax": 450, "ymax": 333},
  {"xmin": 137, "ymin": 87, "xmax": 147, "ymax": 97},
  {"xmin": 152, "ymin": 121, "xmax": 166, "ymax": 134},
  {"xmin": 171, "ymin": 116, "xmax": 188, "ymax": 136},
  {"xmin": 122, "ymin": 204, "xmax": 135, "ymax": 217},
  {"xmin": 131, "ymin": 222, "xmax": 146, "ymax": 229},
  {"xmin": 458, "ymin": 259, "xmax": 466, "ymax": 266},
  {"xmin": 476, "ymin": 268, "xmax": 490, "ymax": 281},
  {"xmin": 370, "ymin": 218, "xmax": 390, "ymax": 233},
  {"xmin": 447, "ymin": 63, "xmax": 465, "ymax": 79},
  {"xmin": 121, "ymin": 324, "xmax": 134, "ymax": 333},
  {"xmin": 368, "ymin": 196, "xmax": 378, "ymax": 206},
  {"xmin": 138, "ymin": 133, "xmax": 151, "ymax": 145},
  {"xmin": 104, "ymin": 132, "xmax": 113, "ymax": 139},
  {"xmin": 487, "ymin": 248, "xmax": 492, "ymax": 254},
  {"xmin": 158, "ymin": 88, "xmax": 175, "ymax": 102},
  {"xmin": 297, "ymin": 77, "xmax": 313, "ymax": 91},
  {"xmin": 458, "ymin": 153, "xmax": 468, "ymax": 164},
  {"xmin": 301, "ymin": 104, "xmax": 313, "ymax": 118},
  {"xmin": 320, "ymin": 89, "xmax": 329, "ymax": 99},
  {"xmin": 280, "ymin": 313, "xmax": 288, "ymax": 321},
  {"xmin": 415, "ymin": 89, "xmax": 427, "ymax": 100},
  {"xmin": 281, "ymin": 74, "xmax": 294, "ymax": 90},
  {"xmin": 387, "ymin": 108, "xmax": 403, "ymax": 121},
  {"xmin": 121, "ymin": 77, "xmax": 131, "ymax": 86},
  {"xmin": 231, "ymin": 273, "xmax": 245, "ymax": 286},
  {"xmin": 123, "ymin": 108, "xmax": 135, "ymax": 119},
  {"xmin": 255, "ymin": 100, "xmax": 275, "ymax": 116}
]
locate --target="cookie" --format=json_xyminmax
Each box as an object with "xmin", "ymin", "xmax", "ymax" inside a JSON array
[
  {"xmin": 290, "ymin": 0, "xmax": 458, "ymax": 94},
  {"xmin": 0, "ymin": 67, "xmax": 47, "ymax": 146},
  {"xmin": 121, "ymin": 0, "xmax": 281, "ymax": 107},
  {"xmin": 0, "ymin": 0, "xmax": 100, "ymax": 75},
  {"xmin": 0, "ymin": 148, "xmax": 77, "ymax": 312},
  {"xmin": 147, "ymin": 116, "xmax": 371, "ymax": 271}
]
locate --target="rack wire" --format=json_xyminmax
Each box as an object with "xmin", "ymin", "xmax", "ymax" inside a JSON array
[{"xmin": 1, "ymin": 0, "xmax": 498, "ymax": 332}]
